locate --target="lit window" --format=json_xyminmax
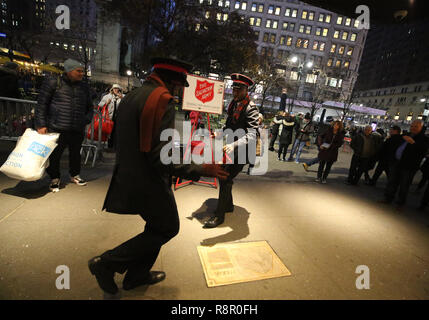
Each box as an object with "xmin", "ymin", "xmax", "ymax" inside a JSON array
[
  {"xmin": 285, "ymin": 8, "xmax": 290, "ymax": 17},
  {"xmin": 299, "ymin": 25, "xmax": 305, "ymax": 33},
  {"xmin": 309, "ymin": 11, "xmax": 314, "ymax": 21},
  {"xmin": 205, "ymin": 11, "xmax": 210, "ymax": 19},
  {"xmin": 303, "ymin": 39, "xmax": 309, "ymax": 48},
  {"xmin": 218, "ymin": 0, "xmax": 223, "ymax": 6},
  {"xmin": 345, "ymin": 18, "xmax": 351, "ymax": 26},
  {"xmin": 251, "ymin": 3, "xmax": 256, "ymax": 11},
  {"xmin": 342, "ymin": 31, "xmax": 348, "ymax": 40},
  {"xmin": 354, "ymin": 20, "xmax": 360, "ymax": 28},
  {"xmin": 306, "ymin": 26, "xmax": 311, "ymax": 34},
  {"xmin": 296, "ymin": 38, "xmax": 302, "ymax": 48},
  {"xmin": 217, "ymin": 13, "xmax": 222, "ymax": 20},
  {"xmin": 302, "ymin": 10, "xmax": 308, "ymax": 20},
  {"xmin": 290, "ymin": 71, "xmax": 298, "ymax": 80},
  {"xmin": 287, "ymin": 36, "xmax": 293, "ymax": 46},
  {"xmin": 316, "ymin": 27, "xmax": 321, "ymax": 36},
  {"xmin": 327, "ymin": 58, "xmax": 333, "ymax": 67},
  {"xmin": 266, "ymin": 19, "xmax": 271, "ymax": 28},
  {"xmin": 270, "ymin": 34, "xmax": 276, "ymax": 43},
  {"xmin": 306, "ymin": 73, "xmax": 317, "ymax": 83},
  {"xmin": 338, "ymin": 45, "xmax": 345, "ymax": 55},
  {"xmin": 289, "ymin": 23, "xmax": 295, "ymax": 31},
  {"xmin": 319, "ymin": 42, "xmax": 325, "ymax": 51},
  {"xmin": 335, "ymin": 60, "xmax": 342, "ymax": 67},
  {"xmin": 313, "ymin": 41, "xmax": 319, "ymax": 50},
  {"xmin": 275, "ymin": 6, "xmax": 281, "ymax": 15},
  {"xmin": 337, "ymin": 16, "xmax": 343, "ymax": 25},
  {"xmin": 258, "ymin": 4, "xmax": 263, "ymax": 13},
  {"xmin": 268, "ymin": 5, "xmax": 274, "ymax": 14},
  {"xmin": 325, "ymin": 14, "xmax": 331, "ymax": 23},
  {"xmin": 255, "ymin": 18, "xmax": 261, "ymax": 26},
  {"xmin": 322, "ymin": 28, "xmax": 328, "ymax": 37},
  {"xmin": 351, "ymin": 33, "xmax": 357, "ymax": 42},
  {"xmin": 344, "ymin": 61, "xmax": 350, "ymax": 69},
  {"xmin": 241, "ymin": 1, "xmax": 246, "ymax": 10},
  {"xmin": 347, "ymin": 47, "xmax": 354, "ymax": 56},
  {"xmin": 318, "ymin": 13, "xmax": 324, "ymax": 22},
  {"xmin": 195, "ymin": 23, "xmax": 201, "ymax": 31},
  {"xmin": 234, "ymin": 1, "xmax": 240, "ymax": 9},
  {"xmin": 280, "ymin": 36, "xmax": 286, "ymax": 45},
  {"xmin": 223, "ymin": 13, "xmax": 228, "ymax": 21},
  {"xmin": 263, "ymin": 33, "xmax": 269, "ymax": 42},
  {"xmin": 272, "ymin": 20, "xmax": 278, "ymax": 29},
  {"xmin": 330, "ymin": 44, "xmax": 336, "ymax": 53},
  {"xmin": 249, "ymin": 17, "xmax": 255, "ymax": 25},
  {"xmin": 282, "ymin": 22, "xmax": 288, "ymax": 30},
  {"xmin": 333, "ymin": 30, "xmax": 340, "ymax": 38},
  {"xmin": 292, "ymin": 9, "xmax": 297, "ymax": 18}
]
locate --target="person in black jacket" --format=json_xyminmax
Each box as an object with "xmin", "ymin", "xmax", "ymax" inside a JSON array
[
  {"xmin": 369, "ymin": 126, "xmax": 402, "ymax": 186},
  {"xmin": 268, "ymin": 111, "xmax": 284, "ymax": 151},
  {"xmin": 383, "ymin": 120, "xmax": 429, "ymax": 208},
  {"xmin": 0, "ymin": 62, "xmax": 21, "ymax": 99},
  {"xmin": 277, "ymin": 112, "xmax": 295, "ymax": 161},
  {"xmin": 35, "ymin": 59, "xmax": 94, "ymax": 192}
]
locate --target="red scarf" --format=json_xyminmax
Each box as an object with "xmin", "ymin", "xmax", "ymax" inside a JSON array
[
  {"xmin": 227, "ymin": 94, "xmax": 250, "ymax": 124},
  {"xmin": 140, "ymin": 73, "xmax": 173, "ymax": 152}
]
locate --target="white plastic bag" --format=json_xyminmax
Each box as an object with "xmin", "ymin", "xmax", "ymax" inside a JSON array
[{"xmin": 0, "ymin": 129, "xmax": 60, "ymax": 181}]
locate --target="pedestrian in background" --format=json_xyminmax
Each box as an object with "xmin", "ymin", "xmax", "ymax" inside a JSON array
[
  {"xmin": 35, "ymin": 59, "xmax": 93, "ymax": 192},
  {"xmin": 268, "ymin": 111, "xmax": 284, "ymax": 151},
  {"xmin": 315, "ymin": 121, "xmax": 345, "ymax": 184},
  {"xmin": 98, "ymin": 84, "xmax": 125, "ymax": 149},
  {"xmin": 277, "ymin": 112, "xmax": 295, "ymax": 161},
  {"xmin": 0, "ymin": 61, "xmax": 21, "ymax": 99},
  {"xmin": 288, "ymin": 112, "xmax": 314, "ymax": 163}
]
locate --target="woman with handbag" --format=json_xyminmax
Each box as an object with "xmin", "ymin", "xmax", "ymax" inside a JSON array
[
  {"xmin": 316, "ymin": 121, "xmax": 345, "ymax": 184},
  {"xmin": 98, "ymin": 84, "xmax": 125, "ymax": 149}
]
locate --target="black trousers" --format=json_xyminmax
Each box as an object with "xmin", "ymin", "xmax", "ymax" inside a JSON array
[
  {"xmin": 278, "ymin": 143, "xmax": 290, "ymax": 159},
  {"xmin": 384, "ymin": 161, "xmax": 417, "ymax": 205},
  {"xmin": 421, "ymin": 183, "xmax": 429, "ymax": 208},
  {"xmin": 371, "ymin": 160, "xmax": 389, "ymax": 183},
  {"xmin": 418, "ymin": 169, "xmax": 429, "ymax": 190},
  {"xmin": 215, "ymin": 164, "xmax": 245, "ymax": 219},
  {"xmin": 269, "ymin": 130, "xmax": 279, "ymax": 149},
  {"xmin": 46, "ymin": 130, "xmax": 84, "ymax": 180},
  {"xmin": 317, "ymin": 160, "xmax": 334, "ymax": 180},
  {"xmin": 101, "ymin": 188, "xmax": 180, "ymax": 277},
  {"xmin": 348, "ymin": 155, "xmax": 371, "ymax": 184}
]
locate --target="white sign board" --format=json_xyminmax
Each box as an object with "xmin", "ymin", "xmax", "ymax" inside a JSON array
[
  {"xmin": 424, "ymin": 109, "xmax": 429, "ymax": 116},
  {"xmin": 182, "ymin": 75, "xmax": 225, "ymax": 115}
]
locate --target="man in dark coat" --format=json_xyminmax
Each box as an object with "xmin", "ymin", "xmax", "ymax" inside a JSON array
[
  {"xmin": 0, "ymin": 61, "xmax": 21, "ymax": 98},
  {"xmin": 277, "ymin": 112, "xmax": 295, "ymax": 161},
  {"xmin": 345, "ymin": 125, "xmax": 377, "ymax": 185},
  {"xmin": 268, "ymin": 111, "xmax": 284, "ymax": 151},
  {"xmin": 383, "ymin": 120, "xmax": 429, "ymax": 208},
  {"xmin": 35, "ymin": 59, "xmax": 93, "ymax": 192},
  {"xmin": 88, "ymin": 58, "xmax": 228, "ymax": 295},
  {"xmin": 203, "ymin": 73, "xmax": 259, "ymax": 228},
  {"xmin": 369, "ymin": 126, "xmax": 402, "ymax": 186}
]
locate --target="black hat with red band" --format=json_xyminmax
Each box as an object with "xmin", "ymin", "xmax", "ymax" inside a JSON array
[
  {"xmin": 150, "ymin": 57, "xmax": 193, "ymax": 87},
  {"xmin": 231, "ymin": 73, "xmax": 254, "ymax": 89}
]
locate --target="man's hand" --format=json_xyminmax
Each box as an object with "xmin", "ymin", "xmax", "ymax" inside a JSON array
[
  {"xmin": 223, "ymin": 144, "xmax": 234, "ymax": 154},
  {"xmin": 403, "ymin": 136, "xmax": 415, "ymax": 144},
  {"xmin": 201, "ymin": 164, "xmax": 229, "ymax": 180},
  {"xmin": 37, "ymin": 127, "xmax": 48, "ymax": 134}
]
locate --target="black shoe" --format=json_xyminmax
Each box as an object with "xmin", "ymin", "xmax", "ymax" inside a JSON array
[
  {"xmin": 88, "ymin": 256, "xmax": 118, "ymax": 295},
  {"xmin": 203, "ymin": 216, "xmax": 224, "ymax": 228},
  {"xmin": 123, "ymin": 271, "xmax": 166, "ymax": 291},
  {"xmin": 268, "ymin": 147, "xmax": 275, "ymax": 152}
]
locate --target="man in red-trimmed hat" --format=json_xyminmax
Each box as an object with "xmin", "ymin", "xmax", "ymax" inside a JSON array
[
  {"xmin": 88, "ymin": 57, "xmax": 229, "ymax": 295},
  {"xmin": 203, "ymin": 73, "xmax": 260, "ymax": 228}
]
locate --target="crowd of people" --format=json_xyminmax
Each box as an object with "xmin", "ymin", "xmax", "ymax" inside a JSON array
[{"xmin": 268, "ymin": 113, "xmax": 429, "ymax": 211}]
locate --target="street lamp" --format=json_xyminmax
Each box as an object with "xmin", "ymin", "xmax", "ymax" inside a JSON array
[{"xmin": 126, "ymin": 70, "xmax": 132, "ymax": 92}]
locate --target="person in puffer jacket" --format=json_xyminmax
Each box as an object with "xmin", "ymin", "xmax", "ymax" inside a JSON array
[{"xmin": 35, "ymin": 59, "xmax": 93, "ymax": 192}]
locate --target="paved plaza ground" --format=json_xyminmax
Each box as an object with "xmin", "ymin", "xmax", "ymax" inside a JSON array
[{"xmin": 0, "ymin": 118, "xmax": 428, "ymax": 300}]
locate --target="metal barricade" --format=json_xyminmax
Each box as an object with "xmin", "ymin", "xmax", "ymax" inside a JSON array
[
  {"xmin": 80, "ymin": 108, "xmax": 104, "ymax": 168},
  {"xmin": 0, "ymin": 96, "xmax": 37, "ymax": 141}
]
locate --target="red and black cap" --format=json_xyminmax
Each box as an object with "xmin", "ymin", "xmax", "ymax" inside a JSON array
[
  {"xmin": 231, "ymin": 73, "xmax": 254, "ymax": 89},
  {"xmin": 150, "ymin": 57, "xmax": 193, "ymax": 87}
]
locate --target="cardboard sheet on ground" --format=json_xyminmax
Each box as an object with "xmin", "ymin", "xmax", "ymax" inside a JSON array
[
  {"xmin": 182, "ymin": 75, "xmax": 224, "ymax": 115},
  {"xmin": 197, "ymin": 241, "xmax": 291, "ymax": 287}
]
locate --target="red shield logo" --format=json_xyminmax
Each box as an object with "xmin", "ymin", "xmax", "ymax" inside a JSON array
[{"xmin": 195, "ymin": 80, "xmax": 214, "ymax": 104}]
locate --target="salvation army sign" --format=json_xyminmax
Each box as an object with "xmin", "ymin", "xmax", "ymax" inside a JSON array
[{"xmin": 183, "ymin": 75, "xmax": 224, "ymax": 114}]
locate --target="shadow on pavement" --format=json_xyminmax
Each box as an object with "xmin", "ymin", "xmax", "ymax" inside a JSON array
[
  {"xmin": 1, "ymin": 177, "xmax": 50, "ymax": 199},
  {"xmin": 188, "ymin": 198, "xmax": 250, "ymax": 246}
]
